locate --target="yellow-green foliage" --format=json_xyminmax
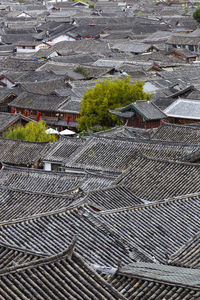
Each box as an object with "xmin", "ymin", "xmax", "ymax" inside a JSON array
[
  {"xmin": 3, "ymin": 120, "xmax": 57, "ymax": 142},
  {"xmin": 77, "ymin": 76, "xmax": 151, "ymax": 131},
  {"xmin": 74, "ymin": 65, "xmax": 90, "ymax": 79}
]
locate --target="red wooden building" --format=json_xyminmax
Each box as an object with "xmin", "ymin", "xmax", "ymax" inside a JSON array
[{"xmin": 110, "ymin": 101, "xmax": 166, "ymax": 129}]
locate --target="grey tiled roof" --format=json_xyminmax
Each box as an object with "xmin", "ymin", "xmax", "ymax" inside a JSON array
[
  {"xmin": 111, "ymin": 41, "xmax": 157, "ymax": 53},
  {"xmin": 1, "ymin": 33, "xmax": 35, "ymax": 44},
  {"xmin": 0, "ymin": 247, "xmax": 126, "ymax": 299},
  {"xmin": 0, "ymin": 202, "xmax": 137, "ymax": 266},
  {"xmin": 169, "ymin": 232, "xmax": 200, "ymax": 269},
  {"xmin": 9, "ymin": 92, "xmax": 69, "ymax": 111},
  {"xmin": 58, "ymin": 98, "xmax": 81, "ymax": 113},
  {"xmin": 151, "ymin": 122, "xmax": 200, "ymax": 144},
  {"xmin": 131, "ymin": 101, "xmax": 166, "ymax": 120},
  {"xmin": 167, "ymin": 48, "xmax": 197, "ymax": 58},
  {"xmin": 95, "ymin": 126, "xmax": 151, "ymax": 139},
  {"xmin": 65, "ymin": 135, "xmax": 200, "ymax": 173},
  {"xmin": 164, "ymin": 98, "xmax": 200, "ymax": 120},
  {"xmin": 54, "ymin": 40, "xmax": 110, "ymax": 55},
  {"xmin": 0, "ymin": 187, "xmax": 79, "ymax": 222},
  {"xmin": 20, "ymin": 78, "xmax": 69, "ymax": 95},
  {"xmin": 0, "ymin": 243, "xmax": 47, "ymax": 269},
  {"xmin": 0, "ymin": 112, "xmax": 29, "ymax": 133},
  {"xmin": 104, "ymin": 263, "xmax": 200, "ymax": 299},
  {"xmin": 0, "ymin": 58, "xmax": 45, "ymax": 71},
  {"xmin": 52, "ymin": 53, "xmax": 98, "ymax": 64},
  {"xmin": 153, "ymin": 97, "xmax": 177, "ymax": 111},
  {"xmin": 69, "ymin": 24, "xmax": 106, "ymax": 37},
  {"xmin": 0, "ymin": 165, "xmax": 116, "ymax": 194},
  {"xmin": 115, "ymin": 155, "xmax": 200, "ymax": 201},
  {"xmin": 159, "ymin": 67, "xmax": 200, "ymax": 83},
  {"xmin": 42, "ymin": 136, "xmax": 87, "ymax": 163},
  {"xmin": 0, "ymin": 138, "xmax": 48, "ymax": 167},
  {"xmin": 98, "ymin": 194, "xmax": 200, "ymax": 263},
  {"xmin": 167, "ymin": 35, "xmax": 200, "ymax": 46},
  {"xmin": 87, "ymin": 185, "xmax": 144, "ymax": 211}
]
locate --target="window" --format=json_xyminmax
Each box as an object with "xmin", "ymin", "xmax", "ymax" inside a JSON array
[
  {"xmin": 188, "ymin": 45, "xmax": 194, "ymax": 51},
  {"xmin": 51, "ymin": 163, "xmax": 61, "ymax": 172}
]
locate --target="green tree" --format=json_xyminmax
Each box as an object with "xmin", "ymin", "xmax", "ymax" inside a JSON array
[
  {"xmin": 193, "ymin": 8, "xmax": 200, "ymax": 22},
  {"xmin": 77, "ymin": 76, "xmax": 151, "ymax": 130},
  {"xmin": 3, "ymin": 120, "xmax": 57, "ymax": 142}
]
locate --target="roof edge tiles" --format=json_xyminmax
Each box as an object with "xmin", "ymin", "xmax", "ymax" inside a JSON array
[{"xmin": 98, "ymin": 192, "xmax": 200, "ymax": 215}]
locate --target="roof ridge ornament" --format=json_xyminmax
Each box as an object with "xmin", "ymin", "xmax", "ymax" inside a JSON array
[{"xmin": 67, "ymin": 235, "xmax": 77, "ymax": 259}]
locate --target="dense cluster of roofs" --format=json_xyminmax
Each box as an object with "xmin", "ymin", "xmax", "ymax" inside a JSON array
[
  {"xmin": 1, "ymin": 0, "xmax": 200, "ymax": 129},
  {"xmin": 1, "ymin": 0, "xmax": 200, "ymax": 298}
]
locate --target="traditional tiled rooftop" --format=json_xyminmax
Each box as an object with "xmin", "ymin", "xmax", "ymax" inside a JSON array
[
  {"xmin": 65, "ymin": 135, "xmax": 200, "ymax": 173},
  {"xmin": 169, "ymin": 231, "xmax": 200, "ymax": 269},
  {"xmin": 0, "ymin": 165, "xmax": 116, "ymax": 193},
  {"xmin": 151, "ymin": 123, "xmax": 200, "ymax": 144},
  {"xmin": 98, "ymin": 194, "xmax": 200, "ymax": 263},
  {"xmin": 95, "ymin": 126, "xmax": 152, "ymax": 139},
  {"xmin": 0, "ymin": 245, "xmax": 126, "ymax": 300},
  {"xmin": 0, "ymin": 200, "xmax": 150, "ymax": 266},
  {"xmin": 0, "ymin": 138, "xmax": 48, "ymax": 167},
  {"xmin": 0, "ymin": 0, "xmax": 199, "ymax": 298},
  {"xmin": 87, "ymin": 185, "xmax": 144, "ymax": 211},
  {"xmin": 115, "ymin": 155, "xmax": 200, "ymax": 201},
  {"xmin": 42, "ymin": 136, "xmax": 87, "ymax": 164},
  {"xmin": 0, "ymin": 243, "xmax": 47, "ymax": 269},
  {"xmin": 0, "ymin": 187, "xmax": 82, "ymax": 222},
  {"xmin": 101, "ymin": 263, "xmax": 200, "ymax": 299}
]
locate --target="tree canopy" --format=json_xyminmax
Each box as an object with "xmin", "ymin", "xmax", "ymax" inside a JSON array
[
  {"xmin": 3, "ymin": 120, "xmax": 57, "ymax": 142},
  {"xmin": 77, "ymin": 76, "xmax": 151, "ymax": 131},
  {"xmin": 193, "ymin": 8, "xmax": 200, "ymax": 22}
]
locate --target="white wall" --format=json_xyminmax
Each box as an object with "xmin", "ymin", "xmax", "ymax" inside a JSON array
[
  {"xmin": 44, "ymin": 162, "xmax": 51, "ymax": 171},
  {"xmin": 17, "ymin": 12, "xmax": 31, "ymax": 18},
  {"xmin": 48, "ymin": 51, "xmax": 59, "ymax": 58},
  {"xmin": 1, "ymin": 78, "xmax": 15, "ymax": 88},
  {"xmin": 16, "ymin": 43, "xmax": 45, "ymax": 53},
  {"xmin": 47, "ymin": 35, "xmax": 75, "ymax": 46}
]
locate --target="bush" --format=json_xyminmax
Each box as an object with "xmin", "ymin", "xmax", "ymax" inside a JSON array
[
  {"xmin": 3, "ymin": 120, "xmax": 58, "ymax": 142},
  {"xmin": 193, "ymin": 8, "xmax": 200, "ymax": 22},
  {"xmin": 74, "ymin": 65, "xmax": 90, "ymax": 79}
]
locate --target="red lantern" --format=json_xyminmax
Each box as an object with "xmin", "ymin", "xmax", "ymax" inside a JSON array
[
  {"xmin": 67, "ymin": 115, "xmax": 70, "ymax": 125},
  {"xmin": 12, "ymin": 108, "xmax": 15, "ymax": 114},
  {"xmin": 37, "ymin": 111, "xmax": 41, "ymax": 122},
  {"xmin": 24, "ymin": 110, "xmax": 28, "ymax": 117}
]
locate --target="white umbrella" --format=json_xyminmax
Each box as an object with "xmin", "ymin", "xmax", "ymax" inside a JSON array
[
  {"xmin": 59, "ymin": 129, "xmax": 75, "ymax": 135},
  {"xmin": 45, "ymin": 128, "xmax": 59, "ymax": 134}
]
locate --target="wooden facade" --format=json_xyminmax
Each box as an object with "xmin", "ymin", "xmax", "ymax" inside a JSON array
[
  {"xmin": 125, "ymin": 111, "xmax": 162, "ymax": 129},
  {"xmin": 14, "ymin": 107, "xmax": 80, "ymax": 130},
  {"xmin": 0, "ymin": 94, "xmax": 17, "ymax": 113},
  {"xmin": 110, "ymin": 102, "xmax": 165, "ymax": 129}
]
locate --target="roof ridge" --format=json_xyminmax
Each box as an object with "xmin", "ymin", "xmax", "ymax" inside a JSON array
[
  {"xmin": 162, "ymin": 121, "xmax": 200, "ymax": 130},
  {"xmin": 0, "ymin": 196, "xmax": 87, "ymax": 226},
  {"xmin": 0, "ymin": 185, "xmax": 82, "ymax": 199},
  {"xmin": 98, "ymin": 193, "xmax": 200, "ymax": 215},
  {"xmin": 0, "ymin": 241, "xmax": 49, "ymax": 257},
  {"xmin": 0, "ymin": 237, "xmax": 77, "ymax": 276},
  {"xmin": 1, "ymin": 163, "xmax": 86, "ymax": 176},
  {"xmin": 118, "ymin": 262, "xmax": 200, "ymax": 289},
  {"xmin": 138, "ymin": 152, "xmax": 200, "ymax": 167},
  {"xmin": 0, "ymin": 136, "xmax": 48, "ymax": 145},
  {"xmin": 169, "ymin": 230, "xmax": 200, "ymax": 261},
  {"xmin": 90, "ymin": 132, "xmax": 200, "ymax": 147}
]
